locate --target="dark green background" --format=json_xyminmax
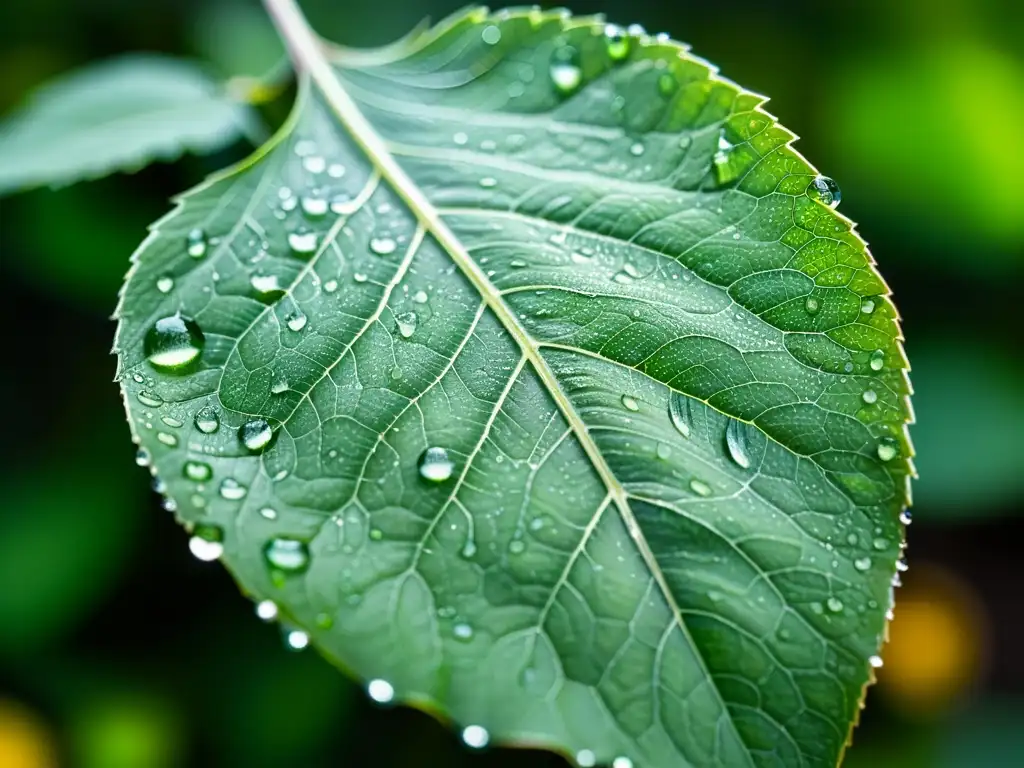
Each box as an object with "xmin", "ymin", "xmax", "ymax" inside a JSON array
[{"xmin": 1, "ymin": 0, "xmax": 1021, "ymax": 766}]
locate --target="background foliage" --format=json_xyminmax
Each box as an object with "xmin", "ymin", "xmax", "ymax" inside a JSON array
[{"xmin": 0, "ymin": 1, "xmax": 1021, "ymax": 766}]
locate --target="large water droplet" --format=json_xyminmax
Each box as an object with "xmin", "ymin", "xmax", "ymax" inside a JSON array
[
  {"xmin": 219, "ymin": 478, "xmax": 248, "ymax": 500},
  {"xmin": 668, "ymin": 392, "xmax": 692, "ymax": 438},
  {"xmin": 807, "ymin": 175, "xmax": 842, "ymax": 208},
  {"xmin": 605, "ymin": 24, "xmax": 630, "ymax": 61},
  {"xmin": 286, "ymin": 311, "xmax": 307, "ymax": 332},
  {"xmin": 395, "ymin": 311, "xmax": 418, "ymax": 338},
  {"xmin": 862, "ymin": 389, "xmax": 878, "ymax": 404},
  {"xmin": 861, "ymin": 297, "xmax": 876, "ymax": 314},
  {"xmin": 137, "ymin": 390, "xmax": 164, "ymax": 407},
  {"xmin": 157, "ymin": 431, "xmax": 178, "ymax": 447},
  {"xmin": 689, "ymin": 478, "xmax": 712, "ymax": 497},
  {"xmin": 288, "ymin": 230, "xmax": 318, "ymax": 256},
  {"xmin": 256, "ymin": 599, "xmax": 278, "ymax": 621},
  {"xmin": 145, "ymin": 314, "xmax": 204, "ymax": 371},
  {"xmin": 461, "ymin": 724, "xmax": 489, "ymax": 749},
  {"xmin": 251, "ymin": 273, "xmax": 284, "ymax": 301},
  {"xmin": 804, "ymin": 296, "xmax": 820, "ymax": 315},
  {"xmin": 301, "ymin": 196, "xmax": 328, "ymax": 218},
  {"xmin": 620, "ymin": 394, "xmax": 640, "ymax": 412},
  {"xmin": 854, "ymin": 556, "xmax": 871, "ymax": 572},
  {"xmin": 725, "ymin": 419, "xmax": 752, "ymax": 470},
  {"xmin": 549, "ymin": 46, "xmax": 582, "ymax": 94},
  {"xmin": 186, "ymin": 228, "xmax": 207, "ymax": 258},
  {"xmin": 264, "ymin": 537, "xmax": 310, "ymax": 573},
  {"xmin": 370, "ymin": 236, "xmax": 397, "ymax": 256},
  {"xmin": 367, "ymin": 679, "xmax": 395, "ymax": 704},
  {"xmin": 826, "ymin": 597, "xmax": 844, "ymax": 613},
  {"xmin": 189, "ymin": 525, "xmax": 223, "ymax": 562},
  {"xmin": 418, "ymin": 447, "xmax": 454, "ymax": 482},
  {"xmin": 240, "ymin": 419, "xmax": 274, "ymax": 453},
  {"xmin": 876, "ymin": 437, "xmax": 899, "ymax": 462},
  {"xmin": 869, "ymin": 349, "xmax": 885, "ymax": 371},
  {"xmin": 183, "ymin": 461, "xmax": 212, "ymax": 482},
  {"xmin": 156, "ymin": 275, "xmax": 174, "ymax": 294},
  {"xmin": 869, "ymin": 654, "xmax": 884, "ymax": 669},
  {"xmin": 194, "ymin": 406, "xmax": 220, "ymax": 434}
]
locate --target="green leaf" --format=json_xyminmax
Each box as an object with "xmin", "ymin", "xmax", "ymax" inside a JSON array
[
  {"xmin": 0, "ymin": 54, "xmax": 257, "ymax": 195},
  {"xmin": 114, "ymin": 5, "xmax": 914, "ymax": 767}
]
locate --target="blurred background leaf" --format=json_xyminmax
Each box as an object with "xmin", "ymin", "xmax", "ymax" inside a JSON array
[{"xmin": 0, "ymin": 1, "xmax": 1021, "ymax": 766}]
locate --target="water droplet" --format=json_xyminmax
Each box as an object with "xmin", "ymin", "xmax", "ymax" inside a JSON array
[
  {"xmin": 186, "ymin": 228, "xmax": 207, "ymax": 258},
  {"xmin": 621, "ymin": 394, "xmax": 639, "ymax": 412},
  {"xmin": 861, "ymin": 297, "xmax": 876, "ymax": 314},
  {"xmin": 301, "ymin": 196, "xmax": 328, "ymax": 218},
  {"xmin": 713, "ymin": 133, "xmax": 734, "ymax": 180},
  {"xmin": 285, "ymin": 629, "xmax": 309, "ymax": 650},
  {"xmin": 876, "ymin": 437, "xmax": 898, "ymax": 462},
  {"xmin": 612, "ymin": 758, "xmax": 634, "ymax": 768},
  {"xmin": 137, "ymin": 390, "xmax": 164, "ymax": 407},
  {"xmin": 479, "ymin": 176, "xmax": 497, "ymax": 188},
  {"xmin": 189, "ymin": 525, "xmax": 223, "ymax": 562},
  {"xmin": 418, "ymin": 447, "xmax": 454, "ymax": 482},
  {"xmin": 259, "ymin": 507, "xmax": 277, "ymax": 520},
  {"xmin": 826, "ymin": 597, "xmax": 844, "ymax": 613},
  {"xmin": 324, "ymin": 279, "xmax": 338, "ymax": 293},
  {"xmin": 577, "ymin": 749, "xmax": 597, "ymax": 768},
  {"xmin": 395, "ymin": 311, "xmax": 418, "ymax": 338},
  {"xmin": 353, "ymin": 272, "xmax": 368, "ymax": 283},
  {"xmin": 508, "ymin": 539, "xmax": 526, "ymax": 555},
  {"xmin": 194, "ymin": 406, "xmax": 220, "ymax": 434},
  {"xmin": 807, "ymin": 175, "xmax": 842, "ymax": 208},
  {"xmin": 152, "ymin": 477, "xmax": 166, "ymax": 494},
  {"xmin": 604, "ymin": 24, "xmax": 630, "ymax": 61},
  {"xmin": 157, "ymin": 431, "xmax": 178, "ymax": 447},
  {"xmin": 461, "ymin": 724, "xmax": 489, "ymax": 749},
  {"xmin": 725, "ymin": 419, "xmax": 752, "ymax": 470},
  {"xmin": 369, "ymin": 528, "xmax": 383, "ymax": 541},
  {"xmin": 896, "ymin": 558, "xmax": 909, "ymax": 573},
  {"xmin": 869, "ymin": 654, "xmax": 884, "ymax": 669},
  {"xmin": 453, "ymin": 131, "xmax": 468, "ymax": 146},
  {"xmin": 869, "ymin": 349, "xmax": 885, "ymax": 371},
  {"xmin": 862, "ymin": 389, "xmax": 878, "ymax": 404},
  {"xmin": 658, "ymin": 71, "xmax": 678, "ymax": 96},
  {"xmin": 656, "ymin": 443, "xmax": 672, "ymax": 461},
  {"xmin": 145, "ymin": 314, "xmax": 204, "ymax": 371},
  {"xmin": 240, "ymin": 419, "xmax": 274, "ymax": 453},
  {"xmin": 872, "ymin": 536, "xmax": 890, "ymax": 551},
  {"xmin": 264, "ymin": 537, "xmax": 310, "ymax": 573},
  {"xmin": 370, "ymin": 236, "xmax": 397, "ymax": 256},
  {"xmin": 550, "ymin": 46, "xmax": 582, "ymax": 94},
  {"xmin": 629, "ymin": 142, "xmax": 645, "ymax": 157},
  {"xmin": 481, "ymin": 24, "xmax": 501, "ymax": 45},
  {"xmin": 183, "ymin": 461, "xmax": 212, "ymax": 482},
  {"xmin": 250, "ymin": 273, "xmax": 284, "ymax": 299},
  {"xmin": 689, "ymin": 478, "xmax": 712, "ymax": 497},
  {"xmin": 156, "ymin": 275, "xmax": 174, "ymax": 293},
  {"xmin": 668, "ymin": 393, "xmax": 692, "ymax": 438},
  {"xmin": 453, "ymin": 622, "xmax": 474, "ymax": 641},
  {"xmin": 805, "ymin": 296, "xmax": 820, "ymax": 314},
  {"xmin": 135, "ymin": 448, "xmax": 151, "ymax": 467},
  {"xmin": 302, "ymin": 155, "xmax": 326, "ymax": 174},
  {"xmin": 219, "ymin": 478, "xmax": 248, "ymax": 500},
  {"xmin": 288, "ymin": 230, "xmax": 318, "ymax": 256},
  {"xmin": 270, "ymin": 375, "xmax": 289, "ymax": 394},
  {"xmin": 256, "ymin": 599, "xmax": 278, "ymax": 621},
  {"xmin": 900, "ymin": 510, "xmax": 913, "ymax": 526},
  {"xmin": 367, "ymin": 679, "xmax": 394, "ymax": 703},
  {"xmin": 327, "ymin": 163, "xmax": 345, "ymax": 178},
  {"xmin": 411, "ymin": 290, "xmax": 428, "ymax": 304},
  {"xmin": 286, "ymin": 311, "xmax": 307, "ymax": 331},
  {"xmin": 161, "ymin": 415, "xmax": 183, "ymax": 428},
  {"xmin": 854, "ymin": 556, "xmax": 871, "ymax": 572}
]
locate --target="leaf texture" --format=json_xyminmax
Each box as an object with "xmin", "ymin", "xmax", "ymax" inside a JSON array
[
  {"xmin": 115, "ymin": 7, "xmax": 914, "ymax": 767},
  {"xmin": 0, "ymin": 55, "xmax": 255, "ymax": 195}
]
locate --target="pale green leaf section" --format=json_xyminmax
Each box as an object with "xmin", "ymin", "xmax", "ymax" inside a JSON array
[
  {"xmin": 115, "ymin": 5, "xmax": 914, "ymax": 767},
  {"xmin": 0, "ymin": 55, "xmax": 256, "ymax": 195}
]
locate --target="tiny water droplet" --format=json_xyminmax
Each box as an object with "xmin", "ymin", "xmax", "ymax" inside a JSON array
[
  {"xmin": 137, "ymin": 390, "xmax": 164, "ymax": 407},
  {"xmin": 453, "ymin": 622, "xmax": 474, "ymax": 641},
  {"xmin": 854, "ymin": 557, "xmax": 871, "ymax": 572},
  {"xmin": 870, "ymin": 349, "xmax": 885, "ymax": 371},
  {"xmin": 367, "ymin": 679, "xmax": 395, "ymax": 703},
  {"xmin": 270, "ymin": 376, "xmax": 289, "ymax": 394},
  {"xmin": 478, "ymin": 176, "xmax": 497, "ymax": 188},
  {"xmin": 259, "ymin": 507, "xmax": 277, "ymax": 520},
  {"xmin": 621, "ymin": 394, "xmax": 639, "ymax": 412},
  {"xmin": 826, "ymin": 597, "xmax": 844, "ymax": 613},
  {"xmin": 145, "ymin": 314, "xmax": 204, "ymax": 371},
  {"xmin": 286, "ymin": 311, "xmax": 307, "ymax": 332},
  {"xmin": 353, "ymin": 272, "xmax": 368, "ymax": 283},
  {"xmin": 302, "ymin": 155, "xmax": 326, "ymax": 174},
  {"xmin": 194, "ymin": 406, "xmax": 219, "ymax": 434},
  {"xmin": 395, "ymin": 311, "xmax": 418, "ymax": 338},
  {"xmin": 411, "ymin": 290, "xmax": 428, "ymax": 304},
  {"xmin": 668, "ymin": 393, "xmax": 692, "ymax": 438},
  {"xmin": 418, "ymin": 447, "xmax": 454, "ymax": 482},
  {"xmin": 689, "ymin": 478, "xmax": 712, "ymax": 497},
  {"xmin": 807, "ymin": 175, "xmax": 842, "ymax": 208},
  {"xmin": 861, "ymin": 297, "xmax": 876, "ymax": 314},
  {"xmin": 862, "ymin": 389, "xmax": 878, "ymax": 404},
  {"xmin": 183, "ymin": 461, "xmax": 212, "ymax": 482},
  {"xmin": 156, "ymin": 275, "xmax": 174, "ymax": 293},
  {"xmin": 288, "ymin": 230, "xmax": 318, "ymax": 256},
  {"xmin": 656, "ymin": 443, "xmax": 672, "ymax": 461},
  {"xmin": 508, "ymin": 539, "xmax": 526, "ymax": 555},
  {"xmin": 157, "ymin": 431, "xmax": 178, "ymax": 447},
  {"xmin": 876, "ymin": 437, "xmax": 898, "ymax": 462},
  {"xmin": 453, "ymin": 131, "xmax": 469, "ymax": 146},
  {"xmin": 186, "ymin": 228, "xmax": 207, "ymax": 258},
  {"xmin": 324, "ymin": 279, "xmax": 338, "ymax": 293},
  {"xmin": 725, "ymin": 419, "xmax": 752, "ymax": 470},
  {"xmin": 135, "ymin": 448, "xmax": 151, "ymax": 467},
  {"xmin": 629, "ymin": 141, "xmax": 645, "ymax": 156},
  {"xmin": 256, "ymin": 599, "xmax": 278, "ymax": 621},
  {"xmin": 285, "ymin": 629, "xmax": 309, "ymax": 650},
  {"xmin": 658, "ymin": 71, "xmax": 678, "ymax": 96},
  {"xmin": 872, "ymin": 536, "xmax": 890, "ymax": 551},
  {"xmin": 370, "ymin": 236, "xmax": 397, "ymax": 256},
  {"xmin": 264, "ymin": 537, "xmax": 310, "ymax": 573},
  {"xmin": 219, "ymin": 478, "xmax": 248, "ymax": 500},
  {"xmin": 805, "ymin": 296, "xmax": 820, "ymax": 314},
  {"xmin": 549, "ymin": 46, "xmax": 582, "ymax": 94},
  {"xmin": 240, "ymin": 419, "xmax": 274, "ymax": 453},
  {"xmin": 462, "ymin": 724, "xmax": 489, "ymax": 749},
  {"xmin": 189, "ymin": 525, "xmax": 223, "ymax": 562},
  {"xmin": 161, "ymin": 415, "xmax": 183, "ymax": 428}
]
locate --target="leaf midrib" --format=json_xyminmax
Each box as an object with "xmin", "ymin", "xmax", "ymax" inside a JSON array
[{"xmin": 262, "ymin": 0, "xmax": 755, "ymax": 760}]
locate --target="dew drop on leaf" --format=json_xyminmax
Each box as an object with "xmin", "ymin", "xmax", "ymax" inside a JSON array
[
  {"xmin": 862, "ymin": 389, "xmax": 878, "ymax": 404},
  {"xmin": 620, "ymin": 394, "xmax": 639, "ymax": 412},
  {"xmin": 288, "ymin": 230, "xmax": 318, "ymax": 256},
  {"xmin": 605, "ymin": 24, "xmax": 630, "ymax": 61},
  {"xmin": 194, "ymin": 406, "xmax": 220, "ymax": 434},
  {"xmin": 300, "ymin": 196, "xmax": 328, "ymax": 218},
  {"xmin": 189, "ymin": 524, "xmax": 223, "ymax": 562},
  {"xmin": 461, "ymin": 724, "xmax": 489, "ymax": 749},
  {"xmin": 549, "ymin": 46, "xmax": 582, "ymax": 94},
  {"xmin": 395, "ymin": 311, "xmax": 418, "ymax": 338},
  {"xmin": 876, "ymin": 437, "xmax": 899, "ymax": 462},
  {"xmin": 285, "ymin": 629, "xmax": 309, "ymax": 650},
  {"xmin": 137, "ymin": 390, "xmax": 164, "ymax": 408},
  {"xmin": 807, "ymin": 175, "xmax": 842, "ymax": 208},
  {"xmin": 135, "ymin": 448, "xmax": 151, "ymax": 467},
  {"xmin": 144, "ymin": 314, "xmax": 204, "ymax": 371},
  {"xmin": 668, "ymin": 392, "xmax": 692, "ymax": 438},
  {"xmin": 804, "ymin": 296, "xmax": 820, "ymax": 314},
  {"xmin": 156, "ymin": 275, "xmax": 174, "ymax": 293},
  {"xmin": 689, "ymin": 478, "xmax": 712, "ymax": 497},
  {"xmin": 264, "ymin": 537, "xmax": 310, "ymax": 573},
  {"xmin": 870, "ymin": 349, "xmax": 885, "ymax": 371},
  {"xmin": 453, "ymin": 622, "xmax": 474, "ymax": 641},
  {"xmin": 418, "ymin": 447, "xmax": 454, "ymax": 482},
  {"xmin": 286, "ymin": 311, "xmax": 307, "ymax": 332},
  {"xmin": 157, "ymin": 431, "xmax": 178, "ymax": 447},
  {"xmin": 370, "ymin": 236, "xmax": 397, "ymax": 256},
  {"xmin": 869, "ymin": 655, "xmax": 884, "ymax": 669},
  {"xmin": 367, "ymin": 679, "xmax": 395, "ymax": 703},
  {"xmin": 854, "ymin": 557, "xmax": 871, "ymax": 572},
  {"xmin": 219, "ymin": 478, "xmax": 248, "ymax": 500},
  {"xmin": 481, "ymin": 24, "xmax": 501, "ymax": 45},
  {"xmin": 256, "ymin": 599, "xmax": 278, "ymax": 621},
  {"xmin": 183, "ymin": 461, "xmax": 212, "ymax": 482},
  {"xmin": 725, "ymin": 419, "xmax": 752, "ymax": 469},
  {"xmin": 239, "ymin": 419, "xmax": 274, "ymax": 453},
  {"xmin": 302, "ymin": 155, "xmax": 326, "ymax": 174},
  {"xmin": 186, "ymin": 227, "xmax": 207, "ymax": 258},
  {"xmin": 861, "ymin": 297, "xmax": 876, "ymax": 314}
]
